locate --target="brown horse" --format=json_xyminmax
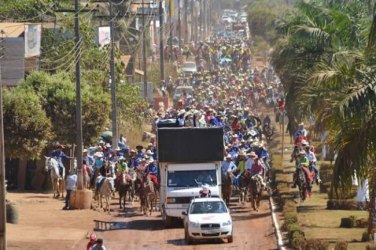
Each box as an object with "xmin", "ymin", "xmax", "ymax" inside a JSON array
[
  {"xmin": 136, "ymin": 170, "xmax": 157, "ymax": 216},
  {"xmin": 249, "ymin": 175, "xmax": 263, "ymax": 212},
  {"xmin": 221, "ymin": 171, "xmax": 233, "ymax": 207},
  {"xmin": 115, "ymin": 171, "xmax": 134, "ymax": 209}
]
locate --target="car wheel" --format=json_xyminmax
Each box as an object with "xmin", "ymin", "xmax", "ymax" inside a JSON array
[
  {"xmin": 228, "ymin": 235, "xmax": 233, "ymax": 243},
  {"xmin": 185, "ymin": 227, "xmax": 193, "ymax": 245}
]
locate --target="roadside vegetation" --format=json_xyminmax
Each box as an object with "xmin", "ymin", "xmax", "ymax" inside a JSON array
[
  {"xmin": 1, "ymin": 0, "xmax": 149, "ymax": 159},
  {"xmin": 250, "ymin": 0, "xmax": 376, "ymax": 248}
]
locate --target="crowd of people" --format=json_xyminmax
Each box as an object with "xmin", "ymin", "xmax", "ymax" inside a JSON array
[{"xmin": 49, "ymin": 21, "xmax": 323, "ymax": 212}]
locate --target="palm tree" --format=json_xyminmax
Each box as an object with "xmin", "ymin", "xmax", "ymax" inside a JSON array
[{"xmin": 273, "ymin": 0, "xmax": 376, "ymax": 235}]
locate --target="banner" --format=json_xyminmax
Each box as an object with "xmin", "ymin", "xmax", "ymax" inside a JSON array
[
  {"xmin": 98, "ymin": 26, "xmax": 111, "ymax": 48},
  {"xmin": 24, "ymin": 24, "xmax": 41, "ymax": 58}
]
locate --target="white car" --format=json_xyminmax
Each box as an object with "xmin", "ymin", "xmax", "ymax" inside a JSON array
[
  {"xmin": 181, "ymin": 61, "xmax": 197, "ymax": 75},
  {"xmin": 182, "ymin": 198, "xmax": 233, "ymax": 244}
]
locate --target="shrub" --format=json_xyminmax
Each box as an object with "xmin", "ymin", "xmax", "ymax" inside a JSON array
[
  {"xmin": 334, "ymin": 241, "xmax": 348, "ymax": 250},
  {"xmin": 287, "ymin": 223, "xmax": 303, "ymax": 239},
  {"xmin": 355, "ymin": 218, "xmax": 368, "ymax": 228},
  {"xmin": 340, "ymin": 217, "xmax": 356, "ymax": 228},
  {"xmin": 284, "ymin": 212, "xmax": 298, "ymax": 226},
  {"xmin": 283, "ymin": 199, "xmax": 297, "ymax": 213},
  {"xmin": 292, "ymin": 232, "xmax": 305, "ymax": 249},
  {"xmin": 327, "ymin": 200, "xmax": 358, "ymax": 210},
  {"xmin": 366, "ymin": 244, "xmax": 376, "ymax": 250},
  {"xmin": 362, "ymin": 231, "xmax": 371, "ymax": 242},
  {"xmin": 303, "ymin": 239, "xmax": 329, "ymax": 250}
]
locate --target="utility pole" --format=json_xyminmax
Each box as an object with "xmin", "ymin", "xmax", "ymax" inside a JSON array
[
  {"xmin": 184, "ymin": 0, "xmax": 188, "ymax": 44},
  {"xmin": 142, "ymin": 0, "xmax": 148, "ymax": 100},
  {"xmin": 0, "ymin": 28, "xmax": 6, "ymax": 250},
  {"xmin": 109, "ymin": 0, "xmax": 118, "ymax": 145},
  {"xmin": 178, "ymin": 0, "xmax": 181, "ymax": 52},
  {"xmin": 169, "ymin": 0, "xmax": 173, "ymax": 61},
  {"xmin": 74, "ymin": 0, "xmax": 84, "ymax": 190},
  {"xmin": 159, "ymin": 0, "xmax": 165, "ymax": 82},
  {"xmin": 203, "ymin": 0, "xmax": 206, "ymax": 40},
  {"xmin": 199, "ymin": 0, "xmax": 203, "ymax": 41},
  {"xmin": 190, "ymin": 0, "xmax": 194, "ymax": 43}
]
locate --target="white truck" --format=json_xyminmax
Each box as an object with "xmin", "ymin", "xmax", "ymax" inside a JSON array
[{"xmin": 157, "ymin": 127, "xmax": 224, "ymax": 227}]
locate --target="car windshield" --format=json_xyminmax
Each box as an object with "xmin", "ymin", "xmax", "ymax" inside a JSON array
[
  {"xmin": 190, "ymin": 201, "xmax": 227, "ymax": 214},
  {"xmin": 168, "ymin": 170, "xmax": 217, "ymax": 187},
  {"xmin": 182, "ymin": 62, "xmax": 196, "ymax": 68}
]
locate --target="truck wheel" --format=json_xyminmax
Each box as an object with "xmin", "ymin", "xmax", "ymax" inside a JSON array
[{"xmin": 162, "ymin": 210, "xmax": 172, "ymax": 228}]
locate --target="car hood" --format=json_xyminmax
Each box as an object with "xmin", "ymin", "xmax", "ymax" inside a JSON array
[{"xmin": 189, "ymin": 213, "xmax": 231, "ymax": 223}]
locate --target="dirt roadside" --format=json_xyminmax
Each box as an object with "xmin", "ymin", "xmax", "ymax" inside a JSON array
[{"xmin": 7, "ymin": 191, "xmax": 277, "ymax": 250}]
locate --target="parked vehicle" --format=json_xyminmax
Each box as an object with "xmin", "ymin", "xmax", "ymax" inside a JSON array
[{"xmin": 181, "ymin": 61, "xmax": 198, "ymax": 75}]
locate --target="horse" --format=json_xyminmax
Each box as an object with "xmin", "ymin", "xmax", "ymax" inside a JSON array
[
  {"xmin": 238, "ymin": 173, "xmax": 250, "ymax": 204},
  {"xmin": 96, "ymin": 177, "xmax": 113, "ymax": 213},
  {"xmin": 136, "ymin": 170, "xmax": 157, "ymax": 216},
  {"xmin": 296, "ymin": 168, "xmax": 308, "ymax": 202},
  {"xmin": 249, "ymin": 175, "xmax": 263, "ymax": 212},
  {"xmin": 263, "ymin": 123, "xmax": 274, "ymax": 141},
  {"xmin": 221, "ymin": 171, "xmax": 233, "ymax": 207},
  {"xmin": 44, "ymin": 157, "xmax": 65, "ymax": 198},
  {"xmin": 115, "ymin": 170, "xmax": 134, "ymax": 209}
]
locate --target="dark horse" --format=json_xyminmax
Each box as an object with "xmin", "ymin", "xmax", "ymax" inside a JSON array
[
  {"xmin": 249, "ymin": 175, "xmax": 263, "ymax": 212},
  {"xmin": 221, "ymin": 172, "xmax": 233, "ymax": 207},
  {"xmin": 135, "ymin": 170, "xmax": 157, "ymax": 216},
  {"xmin": 115, "ymin": 170, "xmax": 134, "ymax": 209},
  {"xmin": 296, "ymin": 167, "xmax": 312, "ymax": 202},
  {"xmin": 238, "ymin": 173, "xmax": 251, "ymax": 204}
]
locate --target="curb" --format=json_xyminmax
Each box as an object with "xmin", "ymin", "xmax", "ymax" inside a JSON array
[{"xmin": 269, "ymin": 196, "xmax": 286, "ymax": 250}]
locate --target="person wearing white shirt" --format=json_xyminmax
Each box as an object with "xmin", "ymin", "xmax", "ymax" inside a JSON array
[
  {"xmin": 305, "ymin": 145, "xmax": 321, "ymax": 184},
  {"xmin": 64, "ymin": 171, "xmax": 77, "ymax": 210}
]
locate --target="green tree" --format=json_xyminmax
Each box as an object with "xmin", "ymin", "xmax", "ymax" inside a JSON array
[
  {"xmin": 19, "ymin": 71, "xmax": 111, "ymax": 146},
  {"xmin": 3, "ymin": 87, "xmax": 52, "ymax": 159}
]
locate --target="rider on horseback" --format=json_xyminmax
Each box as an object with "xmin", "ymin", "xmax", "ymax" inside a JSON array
[
  {"xmin": 249, "ymin": 152, "xmax": 267, "ymax": 189},
  {"xmin": 146, "ymin": 158, "xmax": 159, "ymax": 190},
  {"xmin": 291, "ymin": 150, "xmax": 312, "ymax": 188},
  {"xmin": 51, "ymin": 144, "xmax": 71, "ymax": 177},
  {"xmin": 305, "ymin": 144, "xmax": 322, "ymax": 185}
]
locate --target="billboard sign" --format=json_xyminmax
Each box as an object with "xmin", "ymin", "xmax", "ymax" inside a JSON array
[{"xmin": 24, "ymin": 24, "xmax": 41, "ymax": 58}]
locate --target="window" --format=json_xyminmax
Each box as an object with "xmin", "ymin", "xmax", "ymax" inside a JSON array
[
  {"xmin": 190, "ymin": 201, "xmax": 227, "ymax": 214},
  {"xmin": 168, "ymin": 170, "xmax": 217, "ymax": 187}
]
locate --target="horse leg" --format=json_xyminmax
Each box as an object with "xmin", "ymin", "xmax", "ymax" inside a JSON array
[{"xmin": 119, "ymin": 193, "xmax": 122, "ymax": 209}]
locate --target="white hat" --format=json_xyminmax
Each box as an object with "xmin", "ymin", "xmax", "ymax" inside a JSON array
[
  {"xmin": 94, "ymin": 152, "xmax": 104, "ymax": 158},
  {"xmin": 202, "ymin": 184, "xmax": 210, "ymax": 193},
  {"xmin": 146, "ymin": 150, "xmax": 153, "ymax": 156},
  {"xmin": 105, "ymin": 143, "xmax": 111, "ymax": 148},
  {"xmin": 226, "ymin": 154, "xmax": 232, "ymax": 159},
  {"xmin": 118, "ymin": 156, "xmax": 125, "ymax": 160}
]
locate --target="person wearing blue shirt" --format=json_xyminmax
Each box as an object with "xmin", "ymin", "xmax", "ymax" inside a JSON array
[
  {"xmin": 221, "ymin": 154, "xmax": 237, "ymax": 173},
  {"xmin": 51, "ymin": 145, "xmax": 71, "ymax": 176}
]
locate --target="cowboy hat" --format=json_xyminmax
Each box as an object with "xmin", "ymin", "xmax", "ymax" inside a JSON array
[
  {"xmin": 202, "ymin": 184, "xmax": 210, "ymax": 194},
  {"xmin": 225, "ymin": 154, "xmax": 232, "ymax": 159},
  {"xmin": 249, "ymin": 151, "xmax": 258, "ymax": 158},
  {"xmin": 94, "ymin": 152, "xmax": 103, "ymax": 158},
  {"xmin": 298, "ymin": 150, "xmax": 306, "ymax": 155}
]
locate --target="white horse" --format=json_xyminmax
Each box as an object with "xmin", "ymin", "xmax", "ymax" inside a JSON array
[
  {"xmin": 44, "ymin": 157, "xmax": 65, "ymax": 198},
  {"xmin": 96, "ymin": 178, "xmax": 113, "ymax": 214}
]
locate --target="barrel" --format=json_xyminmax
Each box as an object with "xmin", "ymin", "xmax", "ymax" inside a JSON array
[
  {"xmin": 6, "ymin": 202, "xmax": 19, "ymax": 224},
  {"xmin": 70, "ymin": 190, "xmax": 92, "ymax": 209}
]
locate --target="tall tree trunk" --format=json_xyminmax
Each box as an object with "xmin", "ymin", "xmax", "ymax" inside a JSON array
[{"xmin": 368, "ymin": 168, "xmax": 376, "ymax": 236}]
